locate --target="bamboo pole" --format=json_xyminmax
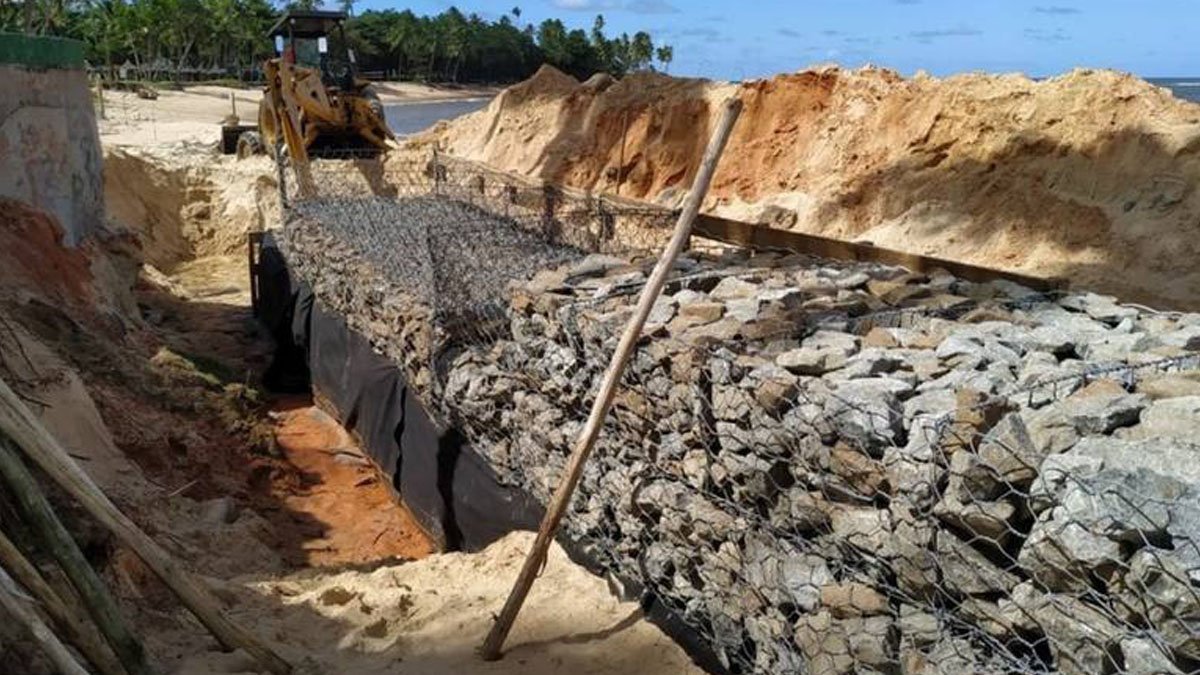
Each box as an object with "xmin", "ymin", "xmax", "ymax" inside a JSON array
[
  {"xmin": 0, "ymin": 437, "xmax": 149, "ymax": 675},
  {"xmin": 0, "ymin": 378, "xmax": 292, "ymax": 675},
  {"xmin": 479, "ymin": 96, "xmax": 743, "ymax": 661},
  {"xmin": 0, "ymin": 564, "xmax": 90, "ymax": 675},
  {"xmin": 0, "ymin": 528, "xmax": 128, "ymax": 675}
]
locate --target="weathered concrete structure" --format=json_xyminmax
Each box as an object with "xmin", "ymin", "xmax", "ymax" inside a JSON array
[{"xmin": 0, "ymin": 34, "xmax": 104, "ymax": 246}]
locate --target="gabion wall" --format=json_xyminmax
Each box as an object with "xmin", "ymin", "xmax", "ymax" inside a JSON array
[{"xmin": 278, "ymin": 161, "xmax": 1200, "ymax": 674}]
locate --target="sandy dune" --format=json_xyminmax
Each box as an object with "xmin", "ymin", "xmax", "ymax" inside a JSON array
[{"xmin": 426, "ymin": 65, "xmax": 1200, "ymax": 310}]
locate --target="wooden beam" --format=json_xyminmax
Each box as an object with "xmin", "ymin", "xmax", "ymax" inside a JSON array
[{"xmin": 692, "ymin": 213, "xmax": 1067, "ymax": 293}]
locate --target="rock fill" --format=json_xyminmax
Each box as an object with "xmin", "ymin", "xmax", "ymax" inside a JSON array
[{"xmin": 280, "ymin": 194, "xmax": 1200, "ymax": 674}]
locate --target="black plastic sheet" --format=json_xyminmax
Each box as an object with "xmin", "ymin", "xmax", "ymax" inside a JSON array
[{"xmin": 254, "ymin": 233, "xmax": 544, "ymax": 551}]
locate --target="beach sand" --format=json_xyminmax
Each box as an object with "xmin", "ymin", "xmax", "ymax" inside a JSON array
[{"xmin": 98, "ymin": 81, "xmax": 496, "ymax": 147}]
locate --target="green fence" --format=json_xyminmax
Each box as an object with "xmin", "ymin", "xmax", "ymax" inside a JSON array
[{"xmin": 0, "ymin": 33, "xmax": 84, "ymax": 69}]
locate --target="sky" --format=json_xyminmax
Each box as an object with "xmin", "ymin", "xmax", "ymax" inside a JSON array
[{"xmin": 350, "ymin": 0, "xmax": 1198, "ymax": 81}]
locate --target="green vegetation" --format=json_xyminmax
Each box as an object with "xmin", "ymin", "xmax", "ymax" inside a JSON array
[{"xmin": 1, "ymin": 2, "xmax": 674, "ymax": 83}]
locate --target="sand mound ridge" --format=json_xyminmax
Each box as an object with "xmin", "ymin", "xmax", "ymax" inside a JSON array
[{"xmin": 428, "ymin": 65, "xmax": 1200, "ymax": 310}]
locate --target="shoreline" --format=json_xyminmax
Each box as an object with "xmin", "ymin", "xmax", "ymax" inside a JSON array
[
  {"xmin": 98, "ymin": 81, "xmax": 496, "ymax": 148},
  {"xmin": 383, "ymin": 95, "xmax": 493, "ymax": 106}
]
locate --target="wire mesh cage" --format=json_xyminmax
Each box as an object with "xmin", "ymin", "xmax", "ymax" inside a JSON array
[{"xmin": 275, "ymin": 151, "xmax": 1200, "ymax": 675}]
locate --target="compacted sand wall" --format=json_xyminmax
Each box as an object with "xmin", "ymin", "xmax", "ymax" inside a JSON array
[
  {"xmin": 273, "ymin": 168, "xmax": 1200, "ymax": 674},
  {"xmin": 424, "ymin": 66, "xmax": 1200, "ymax": 310},
  {"xmin": 0, "ymin": 34, "xmax": 103, "ymax": 246}
]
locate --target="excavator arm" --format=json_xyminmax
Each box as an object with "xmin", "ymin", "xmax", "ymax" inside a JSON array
[{"xmin": 258, "ymin": 57, "xmax": 395, "ymax": 199}]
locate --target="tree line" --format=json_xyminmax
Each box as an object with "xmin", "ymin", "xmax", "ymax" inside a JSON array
[{"xmin": 1, "ymin": 2, "xmax": 674, "ymax": 83}]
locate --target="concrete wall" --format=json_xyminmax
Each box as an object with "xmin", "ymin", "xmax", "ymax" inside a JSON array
[{"xmin": 0, "ymin": 35, "xmax": 103, "ymax": 246}]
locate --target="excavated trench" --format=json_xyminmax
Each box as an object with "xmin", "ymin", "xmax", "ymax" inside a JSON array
[
  {"xmin": 75, "ymin": 139, "xmax": 1200, "ymax": 673},
  {"xmin": 16, "ymin": 55, "xmax": 1194, "ymax": 669},
  {"xmin": 3, "ymin": 51, "xmax": 703, "ymax": 673}
]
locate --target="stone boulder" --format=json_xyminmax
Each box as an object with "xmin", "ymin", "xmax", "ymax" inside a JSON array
[
  {"xmin": 1023, "ymin": 437, "xmax": 1200, "ymax": 593},
  {"xmin": 793, "ymin": 610, "xmax": 896, "ymax": 675},
  {"xmin": 823, "ymin": 377, "xmax": 913, "ymax": 452}
]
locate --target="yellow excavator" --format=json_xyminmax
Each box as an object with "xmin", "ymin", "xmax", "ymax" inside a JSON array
[{"xmin": 223, "ymin": 10, "xmax": 395, "ymax": 195}]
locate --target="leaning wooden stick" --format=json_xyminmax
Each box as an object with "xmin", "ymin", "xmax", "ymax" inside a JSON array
[
  {"xmin": 0, "ymin": 377, "xmax": 292, "ymax": 675},
  {"xmin": 0, "ymin": 564, "xmax": 90, "ymax": 675},
  {"xmin": 480, "ymin": 96, "xmax": 744, "ymax": 661},
  {"xmin": 0, "ymin": 528, "xmax": 128, "ymax": 675},
  {"xmin": 0, "ymin": 436, "xmax": 148, "ymax": 675}
]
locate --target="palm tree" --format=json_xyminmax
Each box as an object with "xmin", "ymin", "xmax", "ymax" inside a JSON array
[
  {"xmin": 387, "ymin": 10, "xmax": 418, "ymax": 79},
  {"xmin": 655, "ymin": 44, "xmax": 672, "ymax": 73},
  {"xmin": 629, "ymin": 31, "xmax": 653, "ymax": 71}
]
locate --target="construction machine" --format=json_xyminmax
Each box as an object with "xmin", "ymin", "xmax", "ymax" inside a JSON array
[{"xmin": 223, "ymin": 10, "xmax": 395, "ymax": 195}]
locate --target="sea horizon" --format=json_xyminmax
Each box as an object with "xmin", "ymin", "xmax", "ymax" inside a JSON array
[{"xmin": 1145, "ymin": 77, "xmax": 1200, "ymax": 103}]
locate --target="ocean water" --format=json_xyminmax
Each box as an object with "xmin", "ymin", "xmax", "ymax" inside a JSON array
[
  {"xmin": 1147, "ymin": 78, "xmax": 1200, "ymax": 103},
  {"xmin": 384, "ymin": 98, "xmax": 491, "ymax": 136}
]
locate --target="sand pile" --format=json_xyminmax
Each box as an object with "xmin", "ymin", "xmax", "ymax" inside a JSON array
[
  {"xmin": 427, "ymin": 65, "xmax": 1200, "ymax": 309},
  {"xmin": 104, "ymin": 145, "xmax": 279, "ymax": 270},
  {"xmin": 172, "ymin": 531, "xmax": 700, "ymax": 675}
]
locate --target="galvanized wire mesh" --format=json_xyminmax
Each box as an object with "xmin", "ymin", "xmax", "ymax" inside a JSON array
[{"xmin": 278, "ymin": 152, "xmax": 1200, "ymax": 675}]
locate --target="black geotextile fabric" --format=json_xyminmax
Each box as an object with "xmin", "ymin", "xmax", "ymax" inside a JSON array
[
  {"xmin": 254, "ymin": 233, "xmax": 544, "ymax": 551},
  {"xmin": 253, "ymin": 233, "xmax": 726, "ymax": 674}
]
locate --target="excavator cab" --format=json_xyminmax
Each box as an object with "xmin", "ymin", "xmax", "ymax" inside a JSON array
[
  {"xmin": 270, "ymin": 11, "xmax": 355, "ymax": 91},
  {"xmin": 235, "ymin": 9, "xmax": 394, "ymax": 174}
]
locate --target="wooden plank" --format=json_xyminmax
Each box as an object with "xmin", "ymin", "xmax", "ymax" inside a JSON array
[{"xmin": 693, "ymin": 214, "xmax": 1067, "ymax": 292}]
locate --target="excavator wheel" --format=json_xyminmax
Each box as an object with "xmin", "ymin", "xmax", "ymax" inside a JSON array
[{"xmin": 236, "ymin": 131, "xmax": 265, "ymax": 159}]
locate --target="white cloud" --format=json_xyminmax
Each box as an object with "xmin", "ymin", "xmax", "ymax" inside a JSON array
[
  {"xmin": 550, "ymin": 0, "xmax": 619, "ymax": 10},
  {"xmin": 626, "ymin": 0, "xmax": 679, "ymax": 13},
  {"xmin": 549, "ymin": 0, "xmax": 676, "ymax": 13}
]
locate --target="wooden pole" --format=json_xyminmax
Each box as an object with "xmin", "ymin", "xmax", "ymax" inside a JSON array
[
  {"xmin": 0, "ymin": 564, "xmax": 90, "ymax": 675},
  {"xmin": 0, "ymin": 528, "xmax": 128, "ymax": 675},
  {"xmin": 0, "ymin": 379, "xmax": 292, "ymax": 675},
  {"xmin": 0, "ymin": 437, "xmax": 149, "ymax": 675},
  {"xmin": 479, "ymin": 96, "xmax": 743, "ymax": 661}
]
